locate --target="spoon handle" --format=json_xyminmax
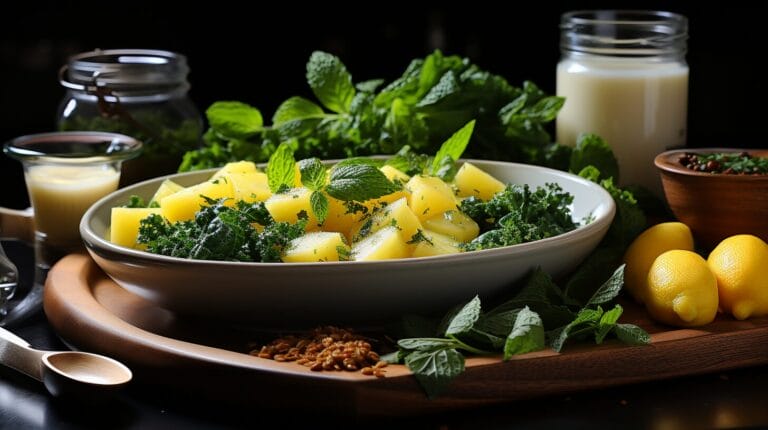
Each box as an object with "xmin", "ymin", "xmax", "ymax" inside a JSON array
[{"xmin": 0, "ymin": 326, "xmax": 44, "ymax": 381}]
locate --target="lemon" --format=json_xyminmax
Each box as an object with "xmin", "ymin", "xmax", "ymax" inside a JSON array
[
  {"xmin": 707, "ymin": 234, "xmax": 768, "ymax": 320},
  {"xmin": 646, "ymin": 250, "xmax": 719, "ymax": 327},
  {"xmin": 623, "ymin": 222, "xmax": 694, "ymax": 304}
]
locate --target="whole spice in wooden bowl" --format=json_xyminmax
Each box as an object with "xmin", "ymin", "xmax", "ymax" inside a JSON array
[{"xmin": 655, "ymin": 148, "xmax": 768, "ymax": 250}]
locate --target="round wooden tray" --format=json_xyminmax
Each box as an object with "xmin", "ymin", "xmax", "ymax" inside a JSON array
[{"xmin": 43, "ymin": 254, "xmax": 768, "ymax": 415}]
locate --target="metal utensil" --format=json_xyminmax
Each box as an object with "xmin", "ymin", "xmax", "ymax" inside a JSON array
[{"xmin": 0, "ymin": 242, "xmax": 18, "ymax": 316}]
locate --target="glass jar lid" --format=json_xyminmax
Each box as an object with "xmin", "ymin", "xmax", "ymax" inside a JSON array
[{"xmin": 59, "ymin": 49, "xmax": 190, "ymax": 94}]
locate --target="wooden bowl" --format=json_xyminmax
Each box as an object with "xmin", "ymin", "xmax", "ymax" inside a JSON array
[{"xmin": 655, "ymin": 148, "xmax": 768, "ymax": 250}]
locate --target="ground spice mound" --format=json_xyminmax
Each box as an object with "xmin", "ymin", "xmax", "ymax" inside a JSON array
[{"xmin": 250, "ymin": 326, "xmax": 388, "ymax": 377}]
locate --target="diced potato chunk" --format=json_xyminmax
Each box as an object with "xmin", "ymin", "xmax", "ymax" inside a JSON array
[
  {"xmin": 424, "ymin": 210, "xmax": 480, "ymax": 242},
  {"xmin": 406, "ymin": 175, "xmax": 458, "ymax": 222},
  {"xmin": 351, "ymin": 226, "xmax": 410, "ymax": 261},
  {"xmin": 352, "ymin": 197, "xmax": 422, "ymax": 244},
  {"xmin": 412, "ymin": 230, "xmax": 462, "ymax": 258},
  {"xmin": 374, "ymin": 165, "xmax": 411, "ymax": 205},
  {"xmin": 282, "ymin": 232, "xmax": 349, "ymax": 263},
  {"xmin": 160, "ymin": 177, "xmax": 235, "ymax": 223},
  {"xmin": 227, "ymin": 172, "xmax": 272, "ymax": 202},
  {"xmin": 453, "ymin": 162, "xmax": 505, "ymax": 201},
  {"xmin": 149, "ymin": 179, "xmax": 184, "ymax": 207},
  {"xmin": 110, "ymin": 207, "xmax": 162, "ymax": 248},
  {"xmin": 323, "ymin": 194, "xmax": 366, "ymax": 241},
  {"xmin": 264, "ymin": 187, "xmax": 320, "ymax": 230},
  {"xmin": 211, "ymin": 161, "xmax": 258, "ymax": 179}
]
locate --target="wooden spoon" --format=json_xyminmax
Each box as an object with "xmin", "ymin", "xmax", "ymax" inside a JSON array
[{"xmin": 0, "ymin": 326, "xmax": 131, "ymax": 397}]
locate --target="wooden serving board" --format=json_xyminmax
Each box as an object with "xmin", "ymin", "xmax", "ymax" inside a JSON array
[{"xmin": 43, "ymin": 254, "xmax": 768, "ymax": 416}]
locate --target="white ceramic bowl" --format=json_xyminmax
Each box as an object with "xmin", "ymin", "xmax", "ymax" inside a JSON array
[{"xmin": 80, "ymin": 160, "xmax": 615, "ymax": 326}]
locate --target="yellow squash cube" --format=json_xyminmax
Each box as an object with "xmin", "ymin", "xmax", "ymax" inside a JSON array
[
  {"xmin": 282, "ymin": 232, "xmax": 349, "ymax": 263},
  {"xmin": 149, "ymin": 179, "xmax": 184, "ymax": 206},
  {"xmin": 264, "ymin": 187, "xmax": 320, "ymax": 230},
  {"xmin": 110, "ymin": 207, "xmax": 163, "ymax": 248},
  {"xmin": 352, "ymin": 197, "xmax": 422, "ymax": 244},
  {"xmin": 412, "ymin": 230, "xmax": 462, "ymax": 258},
  {"xmin": 323, "ymin": 194, "xmax": 366, "ymax": 241},
  {"xmin": 373, "ymin": 165, "xmax": 411, "ymax": 205},
  {"xmin": 211, "ymin": 161, "xmax": 258, "ymax": 179},
  {"xmin": 406, "ymin": 175, "xmax": 459, "ymax": 222},
  {"xmin": 351, "ymin": 226, "xmax": 410, "ymax": 261},
  {"xmin": 227, "ymin": 172, "xmax": 272, "ymax": 202},
  {"xmin": 424, "ymin": 210, "xmax": 480, "ymax": 243},
  {"xmin": 160, "ymin": 178, "xmax": 235, "ymax": 223},
  {"xmin": 453, "ymin": 162, "xmax": 505, "ymax": 201}
]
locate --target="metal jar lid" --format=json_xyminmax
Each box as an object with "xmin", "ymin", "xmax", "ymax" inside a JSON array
[{"xmin": 59, "ymin": 49, "xmax": 190, "ymax": 94}]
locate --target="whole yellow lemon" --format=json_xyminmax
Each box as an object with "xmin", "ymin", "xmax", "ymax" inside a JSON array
[
  {"xmin": 646, "ymin": 250, "xmax": 719, "ymax": 327},
  {"xmin": 623, "ymin": 222, "xmax": 694, "ymax": 304},
  {"xmin": 707, "ymin": 234, "xmax": 768, "ymax": 320}
]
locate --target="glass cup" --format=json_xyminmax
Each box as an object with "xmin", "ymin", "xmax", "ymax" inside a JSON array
[{"xmin": 3, "ymin": 131, "xmax": 142, "ymax": 282}]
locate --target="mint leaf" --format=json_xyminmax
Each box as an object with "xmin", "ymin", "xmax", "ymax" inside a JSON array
[
  {"xmin": 595, "ymin": 304, "xmax": 623, "ymax": 344},
  {"xmin": 551, "ymin": 307, "xmax": 605, "ymax": 352},
  {"xmin": 445, "ymin": 295, "xmax": 481, "ymax": 336},
  {"xmin": 355, "ymin": 79, "xmax": 385, "ymax": 93},
  {"xmin": 503, "ymin": 307, "xmax": 545, "ymax": 360},
  {"xmin": 310, "ymin": 191, "xmax": 328, "ymax": 224},
  {"xmin": 326, "ymin": 164, "xmax": 400, "ymax": 202},
  {"xmin": 569, "ymin": 133, "xmax": 620, "ymax": 182},
  {"xmin": 272, "ymin": 96, "xmax": 325, "ymax": 126},
  {"xmin": 564, "ymin": 247, "xmax": 623, "ymax": 305},
  {"xmin": 430, "ymin": 120, "xmax": 476, "ymax": 177},
  {"xmin": 398, "ymin": 338, "xmax": 460, "ymax": 351},
  {"xmin": 206, "ymin": 101, "xmax": 263, "ymax": 139},
  {"xmin": 405, "ymin": 348, "xmax": 465, "ymax": 399},
  {"xmin": 298, "ymin": 158, "xmax": 327, "ymax": 191},
  {"xmin": 614, "ymin": 323, "xmax": 651, "ymax": 345},
  {"xmin": 266, "ymin": 143, "xmax": 296, "ymax": 193},
  {"xmin": 306, "ymin": 51, "xmax": 355, "ymax": 114},
  {"xmin": 585, "ymin": 265, "xmax": 625, "ymax": 307}
]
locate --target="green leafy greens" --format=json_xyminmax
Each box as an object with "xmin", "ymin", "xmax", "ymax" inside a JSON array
[
  {"xmin": 391, "ymin": 265, "xmax": 649, "ymax": 398},
  {"xmin": 179, "ymin": 50, "xmax": 566, "ymax": 172}
]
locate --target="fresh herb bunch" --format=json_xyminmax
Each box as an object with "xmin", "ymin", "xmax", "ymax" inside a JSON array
[
  {"xmin": 460, "ymin": 183, "xmax": 577, "ymax": 251},
  {"xmin": 179, "ymin": 50, "xmax": 567, "ymax": 172},
  {"xmin": 61, "ymin": 114, "xmax": 201, "ymax": 160},
  {"xmin": 137, "ymin": 198, "xmax": 306, "ymax": 262},
  {"xmin": 388, "ymin": 266, "xmax": 650, "ymax": 398}
]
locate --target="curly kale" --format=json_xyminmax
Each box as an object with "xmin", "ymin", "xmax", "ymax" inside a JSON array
[
  {"xmin": 137, "ymin": 199, "xmax": 305, "ymax": 262},
  {"xmin": 460, "ymin": 183, "xmax": 577, "ymax": 251}
]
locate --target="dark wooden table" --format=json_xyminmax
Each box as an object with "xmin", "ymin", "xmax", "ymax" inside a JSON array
[{"xmin": 2, "ymin": 240, "xmax": 768, "ymax": 429}]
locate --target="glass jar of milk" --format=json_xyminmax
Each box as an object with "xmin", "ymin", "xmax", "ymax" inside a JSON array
[
  {"xmin": 556, "ymin": 10, "xmax": 688, "ymax": 196},
  {"xmin": 57, "ymin": 49, "xmax": 202, "ymax": 185}
]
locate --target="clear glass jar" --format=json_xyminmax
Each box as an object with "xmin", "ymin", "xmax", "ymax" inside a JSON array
[
  {"xmin": 57, "ymin": 49, "xmax": 202, "ymax": 185},
  {"xmin": 556, "ymin": 10, "xmax": 689, "ymax": 196}
]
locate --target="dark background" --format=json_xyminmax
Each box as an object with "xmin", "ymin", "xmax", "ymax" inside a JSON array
[{"xmin": 1, "ymin": 2, "xmax": 766, "ymax": 209}]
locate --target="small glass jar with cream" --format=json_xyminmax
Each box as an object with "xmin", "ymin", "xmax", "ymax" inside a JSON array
[
  {"xmin": 556, "ymin": 10, "xmax": 689, "ymax": 196},
  {"xmin": 3, "ymin": 132, "xmax": 142, "ymax": 272}
]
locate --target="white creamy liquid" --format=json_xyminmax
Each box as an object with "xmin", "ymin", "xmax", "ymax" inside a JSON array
[
  {"xmin": 556, "ymin": 58, "xmax": 688, "ymax": 196},
  {"xmin": 25, "ymin": 164, "xmax": 120, "ymax": 247}
]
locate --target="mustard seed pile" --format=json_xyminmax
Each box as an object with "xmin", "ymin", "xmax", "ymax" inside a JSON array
[{"xmin": 251, "ymin": 326, "xmax": 388, "ymax": 377}]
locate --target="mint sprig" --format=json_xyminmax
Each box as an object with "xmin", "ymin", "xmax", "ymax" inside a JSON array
[
  {"xmin": 272, "ymin": 96, "xmax": 325, "ymax": 126},
  {"xmin": 430, "ymin": 119, "xmax": 475, "ymax": 180},
  {"xmin": 205, "ymin": 101, "xmax": 263, "ymax": 139},
  {"xmin": 266, "ymin": 142, "xmax": 297, "ymax": 193},
  {"xmin": 395, "ymin": 264, "xmax": 649, "ymax": 399},
  {"xmin": 306, "ymin": 51, "xmax": 355, "ymax": 114},
  {"xmin": 325, "ymin": 163, "xmax": 401, "ymax": 202}
]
